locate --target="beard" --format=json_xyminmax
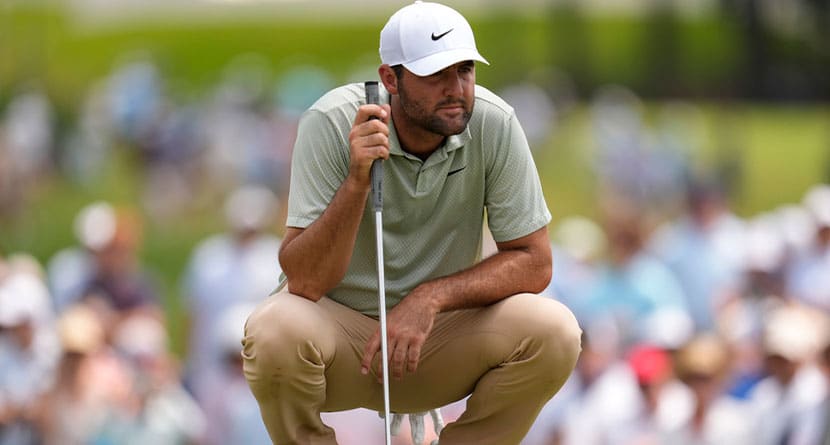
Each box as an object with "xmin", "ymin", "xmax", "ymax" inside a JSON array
[{"xmin": 397, "ymin": 82, "xmax": 473, "ymax": 137}]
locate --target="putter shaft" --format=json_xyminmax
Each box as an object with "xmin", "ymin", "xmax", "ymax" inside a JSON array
[{"xmin": 365, "ymin": 80, "xmax": 392, "ymax": 445}]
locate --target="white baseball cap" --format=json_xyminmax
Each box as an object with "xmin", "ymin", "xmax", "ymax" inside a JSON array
[{"xmin": 380, "ymin": 1, "xmax": 489, "ymax": 77}]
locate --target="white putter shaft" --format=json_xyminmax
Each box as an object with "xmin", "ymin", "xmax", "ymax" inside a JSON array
[
  {"xmin": 375, "ymin": 210, "xmax": 392, "ymax": 445},
  {"xmin": 365, "ymin": 80, "xmax": 392, "ymax": 445}
]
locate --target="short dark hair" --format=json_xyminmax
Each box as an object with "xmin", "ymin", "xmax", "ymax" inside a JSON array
[{"xmin": 391, "ymin": 64, "xmax": 405, "ymax": 80}]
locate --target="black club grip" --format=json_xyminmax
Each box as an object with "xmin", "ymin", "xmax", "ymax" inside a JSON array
[{"xmin": 365, "ymin": 81, "xmax": 383, "ymax": 211}]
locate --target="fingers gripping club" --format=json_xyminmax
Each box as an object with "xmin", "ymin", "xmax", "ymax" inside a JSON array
[{"xmin": 366, "ymin": 81, "xmax": 383, "ymax": 212}]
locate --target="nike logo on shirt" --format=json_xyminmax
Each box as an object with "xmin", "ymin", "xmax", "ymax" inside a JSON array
[{"xmin": 447, "ymin": 166, "xmax": 467, "ymax": 176}]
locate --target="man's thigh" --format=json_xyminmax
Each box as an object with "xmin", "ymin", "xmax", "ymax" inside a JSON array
[{"xmin": 328, "ymin": 293, "xmax": 577, "ymax": 414}]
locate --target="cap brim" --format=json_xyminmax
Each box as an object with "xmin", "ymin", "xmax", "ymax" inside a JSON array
[{"xmin": 403, "ymin": 48, "xmax": 489, "ymax": 77}]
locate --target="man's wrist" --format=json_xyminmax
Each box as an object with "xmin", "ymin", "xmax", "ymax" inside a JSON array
[
  {"xmin": 411, "ymin": 280, "xmax": 445, "ymax": 314},
  {"xmin": 344, "ymin": 174, "xmax": 372, "ymax": 194}
]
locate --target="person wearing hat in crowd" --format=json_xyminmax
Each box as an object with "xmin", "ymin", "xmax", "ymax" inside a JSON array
[
  {"xmin": 0, "ymin": 255, "xmax": 60, "ymax": 445},
  {"xmin": 665, "ymin": 334, "xmax": 754, "ymax": 445},
  {"xmin": 748, "ymin": 304, "xmax": 829, "ymax": 445},
  {"xmin": 37, "ymin": 303, "xmax": 129, "ymax": 445},
  {"xmin": 96, "ymin": 312, "xmax": 206, "ymax": 445},
  {"xmin": 603, "ymin": 344, "xmax": 693, "ymax": 445},
  {"xmin": 46, "ymin": 201, "xmax": 161, "ymax": 318},
  {"xmin": 241, "ymin": 2, "xmax": 582, "ymax": 444}
]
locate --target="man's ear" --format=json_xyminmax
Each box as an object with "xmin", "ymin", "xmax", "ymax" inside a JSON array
[{"xmin": 378, "ymin": 64, "xmax": 399, "ymax": 95}]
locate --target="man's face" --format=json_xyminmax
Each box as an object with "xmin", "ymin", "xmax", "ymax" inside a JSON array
[{"xmin": 396, "ymin": 61, "xmax": 476, "ymax": 136}]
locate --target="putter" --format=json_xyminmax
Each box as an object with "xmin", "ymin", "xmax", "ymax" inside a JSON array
[{"xmin": 365, "ymin": 80, "xmax": 392, "ymax": 445}]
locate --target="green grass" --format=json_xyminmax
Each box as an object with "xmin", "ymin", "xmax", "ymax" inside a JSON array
[{"xmin": 726, "ymin": 105, "xmax": 830, "ymax": 212}]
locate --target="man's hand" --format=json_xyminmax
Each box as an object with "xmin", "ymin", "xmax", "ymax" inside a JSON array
[
  {"xmin": 348, "ymin": 104, "xmax": 391, "ymax": 186},
  {"xmin": 361, "ymin": 284, "xmax": 440, "ymax": 380}
]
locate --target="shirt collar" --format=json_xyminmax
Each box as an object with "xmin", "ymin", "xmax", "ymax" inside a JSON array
[{"xmin": 389, "ymin": 120, "xmax": 471, "ymax": 161}]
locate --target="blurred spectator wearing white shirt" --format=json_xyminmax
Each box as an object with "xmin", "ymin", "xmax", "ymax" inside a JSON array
[
  {"xmin": 786, "ymin": 184, "xmax": 830, "ymax": 311},
  {"xmin": 788, "ymin": 329, "xmax": 830, "ymax": 445},
  {"xmin": 182, "ymin": 185, "xmax": 281, "ymax": 404},
  {"xmin": 748, "ymin": 304, "xmax": 829, "ymax": 445},
  {"xmin": 526, "ymin": 320, "xmax": 639, "ymax": 445},
  {"xmin": 200, "ymin": 303, "xmax": 271, "ymax": 445},
  {"xmin": 0, "ymin": 88, "xmax": 54, "ymax": 217},
  {"xmin": 649, "ymin": 178, "xmax": 747, "ymax": 331},
  {"xmin": 0, "ymin": 254, "xmax": 61, "ymax": 445}
]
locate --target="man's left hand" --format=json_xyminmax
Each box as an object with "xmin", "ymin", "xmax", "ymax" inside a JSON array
[{"xmin": 361, "ymin": 284, "xmax": 439, "ymax": 381}]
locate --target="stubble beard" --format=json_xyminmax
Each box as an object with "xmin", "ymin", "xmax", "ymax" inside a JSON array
[{"xmin": 398, "ymin": 84, "xmax": 473, "ymax": 137}]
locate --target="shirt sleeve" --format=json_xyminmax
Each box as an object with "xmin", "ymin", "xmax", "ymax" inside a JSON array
[
  {"xmin": 484, "ymin": 112, "xmax": 552, "ymax": 242},
  {"xmin": 285, "ymin": 109, "xmax": 351, "ymax": 228}
]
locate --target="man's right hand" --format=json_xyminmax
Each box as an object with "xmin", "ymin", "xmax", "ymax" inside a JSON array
[{"xmin": 348, "ymin": 104, "xmax": 391, "ymax": 186}]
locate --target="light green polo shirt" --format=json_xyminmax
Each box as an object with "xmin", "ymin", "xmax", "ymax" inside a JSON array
[{"xmin": 286, "ymin": 82, "xmax": 551, "ymax": 316}]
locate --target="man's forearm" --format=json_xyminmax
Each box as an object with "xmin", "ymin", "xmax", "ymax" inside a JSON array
[
  {"xmin": 279, "ymin": 177, "xmax": 371, "ymax": 300},
  {"xmin": 410, "ymin": 227, "xmax": 552, "ymax": 313}
]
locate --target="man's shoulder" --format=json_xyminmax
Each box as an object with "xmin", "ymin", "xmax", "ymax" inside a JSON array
[
  {"xmin": 308, "ymin": 83, "xmax": 365, "ymax": 114},
  {"xmin": 473, "ymin": 85, "xmax": 515, "ymax": 118}
]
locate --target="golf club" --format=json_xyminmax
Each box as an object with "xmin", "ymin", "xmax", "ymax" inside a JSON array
[{"xmin": 365, "ymin": 80, "xmax": 392, "ymax": 445}]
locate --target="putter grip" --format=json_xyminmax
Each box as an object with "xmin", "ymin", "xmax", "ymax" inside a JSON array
[{"xmin": 365, "ymin": 81, "xmax": 383, "ymax": 211}]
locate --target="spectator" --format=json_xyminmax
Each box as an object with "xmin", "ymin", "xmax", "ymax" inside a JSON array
[
  {"xmin": 543, "ymin": 216, "xmax": 606, "ymax": 324},
  {"xmin": 788, "ymin": 325, "xmax": 830, "ymax": 445},
  {"xmin": 107, "ymin": 59, "xmax": 163, "ymax": 145},
  {"xmin": 649, "ymin": 177, "xmax": 747, "ymax": 331},
  {"xmin": 581, "ymin": 198, "xmax": 689, "ymax": 347},
  {"xmin": 748, "ymin": 304, "xmax": 828, "ymax": 445},
  {"xmin": 786, "ymin": 184, "xmax": 830, "ymax": 311},
  {"xmin": 95, "ymin": 312, "xmax": 206, "ymax": 445},
  {"xmin": 498, "ymin": 82, "xmax": 557, "ymax": 149},
  {"xmin": 0, "ymin": 87, "xmax": 54, "ymax": 216},
  {"xmin": 665, "ymin": 334, "xmax": 754, "ymax": 445},
  {"xmin": 0, "ymin": 254, "xmax": 61, "ymax": 445},
  {"xmin": 182, "ymin": 185, "xmax": 281, "ymax": 403},
  {"xmin": 46, "ymin": 201, "xmax": 162, "ymax": 318},
  {"xmin": 604, "ymin": 344, "xmax": 693, "ymax": 445},
  {"xmin": 199, "ymin": 303, "xmax": 271, "ymax": 445},
  {"xmin": 532, "ymin": 320, "xmax": 639, "ymax": 445},
  {"xmin": 38, "ymin": 303, "xmax": 133, "ymax": 445}
]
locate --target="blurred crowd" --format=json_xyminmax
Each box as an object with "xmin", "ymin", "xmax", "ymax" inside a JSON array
[{"xmin": 2, "ymin": 56, "xmax": 830, "ymax": 445}]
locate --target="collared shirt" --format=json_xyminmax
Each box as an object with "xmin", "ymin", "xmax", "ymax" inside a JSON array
[{"xmin": 286, "ymin": 82, "xmax": 551, "ymax": 315}]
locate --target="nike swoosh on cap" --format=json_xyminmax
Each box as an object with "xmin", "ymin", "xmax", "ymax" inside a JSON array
[{"xmin": 431, "ymin": 29, "xmax": 454, "ymax": 41}]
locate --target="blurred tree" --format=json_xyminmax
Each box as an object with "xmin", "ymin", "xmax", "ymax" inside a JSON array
[
  {"xmin": 806, "ymin": 0, "xmax": 830, "ymax": 99},
  {"xmin": 736, "ymin": 0, "xmax": 770, "ymax": 99},
  {"xmin": 547, "ymin": 0, "xmax": 593, "ymax": 97},
  {"xmin": 643, "ymin": 0, "xmax": 679, "ymax": 97}
]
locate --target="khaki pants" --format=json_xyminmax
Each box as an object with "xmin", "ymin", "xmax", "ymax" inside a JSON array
[{"xmin": 242, "ymin": 290, "xmax": 581, "ymax": 445}]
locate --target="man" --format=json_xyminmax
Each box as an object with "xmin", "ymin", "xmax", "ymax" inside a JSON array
[{"xmin": 242, "ymin": 2, "xmax": 582, "ymax": 444}]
